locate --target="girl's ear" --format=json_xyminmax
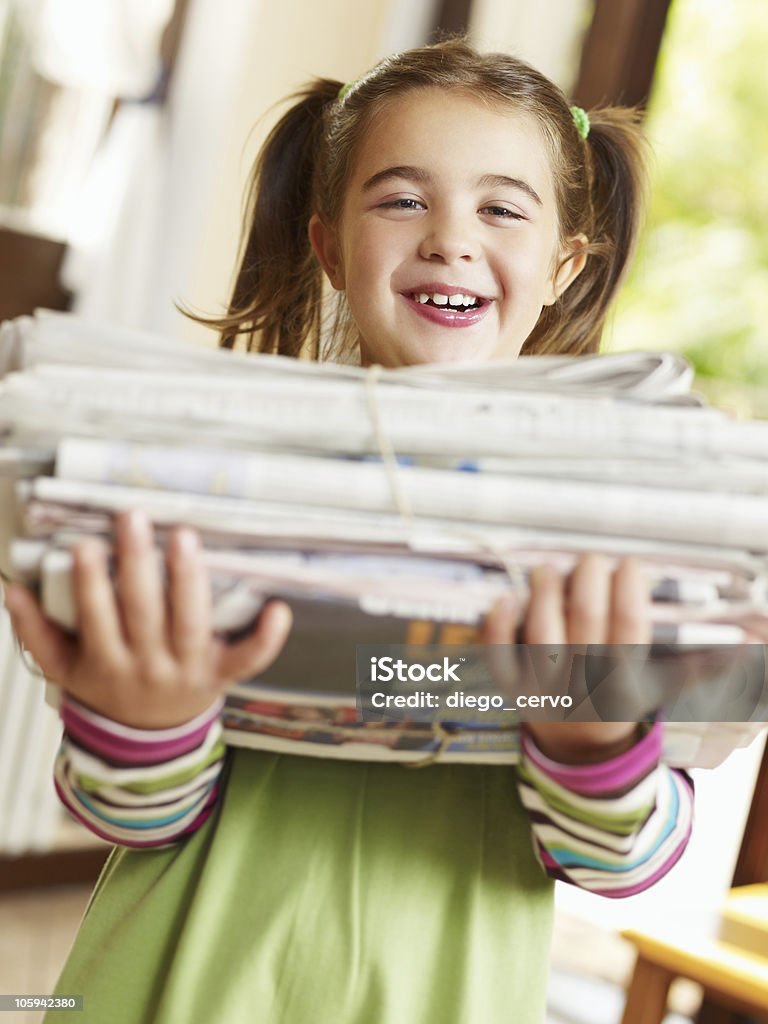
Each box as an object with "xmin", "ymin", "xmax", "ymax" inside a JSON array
[
  {"xmin": 308, "ymin": 214, "xmax": 345, "ymax": 290},
  {"xmin": 543, "ymin": 233, "xmax": 588, "ymax": 306}
]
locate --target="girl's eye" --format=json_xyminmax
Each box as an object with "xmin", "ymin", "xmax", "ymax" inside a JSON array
[
  {"xmin": 379, "ymin": 197, "xmax": 425, "ymax": 211},
  {"xmin": 481, "ymin": 205, "xmax": 525, "ymax": 220}
]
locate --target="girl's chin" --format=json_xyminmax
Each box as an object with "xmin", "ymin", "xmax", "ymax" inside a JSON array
[
  {"xmin": 361, "ymin": 341, "xmax": 500, "ymax": 368},
  {"xmin": 401, "ymin": 343, "xmax": 499, "ymax": 367}
]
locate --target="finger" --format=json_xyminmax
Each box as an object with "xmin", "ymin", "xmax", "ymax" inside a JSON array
[
  {"xmin": 114, "ymin": 510, "xmax": 166, "ymax": 653},
  {"xmin": 216, "ymin": 600, "xmax": 293, "ymax": 683},
  {"xmin": 481, "ymin": 594, "xmax": 524, "ymax": 696},
  {"xmin": 567, "ymin": 553, "xmax": 611, "ymax": 645},
  {"xmin": 3, "ymin": 582, "xmax": 76, "ymax": 682},
  {"xmin": 481, "ymin": 594, "xmax": 520, "ymax": 643},
  {"xmin": 73, "ymin": 539, "xmax": 128, "ymax": 661},
  {"xmin": 610, "ymin": 558, "xmax": 651, "ymax": 645},
  {"xmin": 525, "ymin": 565, "xmax": 566, "ymax": 644},
  {"xmin": 166, "ymin": 527, "xmax": 212, "ymax": 665}
]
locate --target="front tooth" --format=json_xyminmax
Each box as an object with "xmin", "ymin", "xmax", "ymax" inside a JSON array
[
  {"xmin": 417, "ymin": 293, "xmax": 429, "ymax": 304},
  {"xmin": 432, "ymin": 293, "xmax": 449, "ymax": 306},
  {"xmin": 449, "ymin": 293, "xmax": 465, "ymax": 305}
]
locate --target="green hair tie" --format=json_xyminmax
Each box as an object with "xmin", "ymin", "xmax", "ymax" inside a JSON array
[
  {"xmin": 338, "ymin": 80, "xmax": 356, "ymax": 102},
  {"xmin": 570, "ymin": 105, "xmax": 590, "ymax": 140}
]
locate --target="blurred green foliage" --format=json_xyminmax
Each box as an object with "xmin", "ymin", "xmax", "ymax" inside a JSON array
[{"xmin": 608, "ymin": 0, "xmax": 768, "ymax": 407}]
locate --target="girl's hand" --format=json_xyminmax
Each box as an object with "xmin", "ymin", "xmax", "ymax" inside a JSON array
[
  {"xmin": 2, "ymin": 510, "xmax": 293, "ymax": 730},
  {"xmin": 483, "ymin": 554, "xmax": 651, "ymax": 764}
]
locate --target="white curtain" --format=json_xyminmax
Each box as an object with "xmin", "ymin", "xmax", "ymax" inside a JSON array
[
  {"xmin": 60, "ymin": 103, "xmax": 169, "ymax": 327},
  {"xmin": 46, "ymin": 0, "xmax": 268, "ymax": 338},
  {"xmin": 31, "ymin": 0, "xmax": 174, "ymax": 95},
  {"xmin": 29, "ymin": 0, "xmax": 178, "ymax": 331}
]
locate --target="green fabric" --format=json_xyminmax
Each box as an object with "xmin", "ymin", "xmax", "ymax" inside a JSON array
[{"xmin": 48, "ymin": 750, "xmax": 554, "ymax": 1024}]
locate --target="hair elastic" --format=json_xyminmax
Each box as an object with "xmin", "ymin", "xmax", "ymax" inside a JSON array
[
  {"xmin": 337, "ymin": 80, "xmax": 356, "ymax": 102},
  {"xmin": 570, "ymin": 105, "xmax": 590, "ymax": 140}
]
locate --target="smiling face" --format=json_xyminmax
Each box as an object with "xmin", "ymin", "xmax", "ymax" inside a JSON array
[{"xmin": 310, "ymin": 87, "xmax": 586, "ymax": 367}]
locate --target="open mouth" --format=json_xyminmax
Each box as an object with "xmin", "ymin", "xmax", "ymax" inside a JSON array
[{"xmin": 411, "ymin": 291, "xmax": 484, "ymax": 312}]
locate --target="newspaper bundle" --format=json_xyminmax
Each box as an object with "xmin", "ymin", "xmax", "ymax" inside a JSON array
[{"xmin": 1, "ymin": 310, "xmax": 766, "ymax": 768}]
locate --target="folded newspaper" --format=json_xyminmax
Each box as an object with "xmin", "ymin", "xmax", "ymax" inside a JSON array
[{"xmin": 1, "ymin": 311, "xmax": 767, "ymax": 769}]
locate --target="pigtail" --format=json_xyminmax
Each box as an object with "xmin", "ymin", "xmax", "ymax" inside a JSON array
[
  {"xmin": 525, "ymin": 107, "xmax": 650, "ymax": 357},
  {"xmin": 201, "ymin": 79, "xmax": 341, "ymax": 356}
]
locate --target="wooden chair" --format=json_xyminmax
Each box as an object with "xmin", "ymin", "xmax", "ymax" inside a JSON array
[{"xmin": 621, "ymin": 885, "xmax": 768, "ymax": 1024}]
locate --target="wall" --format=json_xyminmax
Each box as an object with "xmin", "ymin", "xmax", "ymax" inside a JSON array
[{"xmin": 469, "ymin": 0, "xmax": 592, "ymax": 90}]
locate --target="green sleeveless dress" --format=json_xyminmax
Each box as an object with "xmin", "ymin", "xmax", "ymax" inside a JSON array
[{"xmin": 47, "ymin": 749, "xmax": 554, "ymax": 1024}]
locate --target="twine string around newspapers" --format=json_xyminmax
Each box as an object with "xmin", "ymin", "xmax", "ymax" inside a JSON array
[
  {"xmin": 364, "ymin": 364, "xmax": 415, "ymax": 520},
  {"xmin": 363, "ymin": 364, "xmax": 528, "ymax": 768}
]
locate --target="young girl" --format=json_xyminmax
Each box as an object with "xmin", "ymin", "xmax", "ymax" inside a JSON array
[{"xmin": 5, "ymin": 38, "xmax": 695, "ymax": 1024}]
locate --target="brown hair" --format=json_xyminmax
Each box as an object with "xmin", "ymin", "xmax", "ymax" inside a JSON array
[{"xmin": 202, "ymin": 38, "xmax": 649, "ymax": 359}]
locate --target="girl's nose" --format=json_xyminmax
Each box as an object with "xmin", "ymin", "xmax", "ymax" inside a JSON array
[{"xmin": 418, "ymin": 213, "xmax": 480, "ymax": 263}]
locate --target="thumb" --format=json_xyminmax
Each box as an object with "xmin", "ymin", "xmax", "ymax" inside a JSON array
[
  {"xmin": 216, "ymin": 599, "xmax": 293, "ymax": 684},
  {"xmin": 3, "ymin": 583, "xmax": 76, "ymax": 682}
]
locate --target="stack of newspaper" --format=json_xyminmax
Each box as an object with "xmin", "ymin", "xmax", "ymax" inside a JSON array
[{"xmin": 1, "ymin": 310, "xmax": 767, "ymax": 768}]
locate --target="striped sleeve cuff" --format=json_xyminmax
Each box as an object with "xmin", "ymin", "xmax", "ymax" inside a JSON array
[
  {"xmin": 54, "ymin": 696, "xmax": 227, "ymax": 848},
  {"xmin": 516, "ymin": 722, "xmax": 694, "ymax": 898}
]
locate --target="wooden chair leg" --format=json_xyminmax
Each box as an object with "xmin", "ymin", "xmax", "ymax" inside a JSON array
[{"xmin": 621, "ymin": 955, "xmax": 674, "ymax": 1024}]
